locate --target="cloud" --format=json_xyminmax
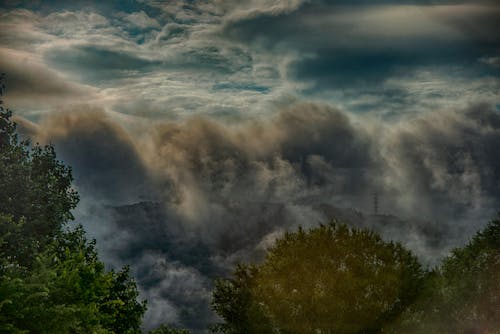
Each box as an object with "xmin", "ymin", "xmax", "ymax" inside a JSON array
[
  {"xmin": 480, "ymin": 56, "xmax": 500, "ymax": 68},
  {"xmin": 134, "ymin": 252, "xmax": 214, "ymax": 331},
  {"xmin": 158, "ymin": 43, "xmax": 253, "ymax": 75},
  {"xmin": 223, "ymin": 0, "xmax": 307, "ymax": 23},
  {"xmin": 0, "ymin": 9, "xmax": 52, "ymax": 51},
  {"xmin": 32, "ymin": 106, "xmax": 155, "ymax": 204},
  {"xmin": 44, "ymin": 45, "xmax": 162, "ymax": 83},
  {"xmin": 222, "ymin": 2, "xmax": 500, "ymax": 96},
  {"xmin": 41, "ymin": 10, "xmax": 110, "ymax": 37},
  {"xmin": 122, "ymin": 10, "xmax": 160, "ymax": 30},
  {"xmin": 380, "ymin": 103, "xmax": 500, "ymax": 225},
  {"xmin": 0, "ymin": 48, "xmax": 96, "ymax": 112},
  {"xmin": 4, "ymin": 3, "xmax": 496, "ymax": 122}
]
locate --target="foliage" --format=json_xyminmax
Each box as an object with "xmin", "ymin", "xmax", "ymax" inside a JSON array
[
  {"xmin": 212, "ymin": 222, "xmax": 425, "ymax": 334},
  {"xmin": 390, "ymin": 216, "xmax": 500, "ymax": 333},
  {"xmin": 0, "ymin": 77, "xmax": 146, "ymax": 333},
  {"xmin": 0, "ymin": 210, "xmax": 146, "ymax": 334},
  {"xmin": 0, "ymin": 79, "xmax": 78, "ymax": 267},
  {"xmin": 148, "ymin": 324, "xmax": 191, "ymax": 334},
  {"xmin": 210, "ymin": 264, "xmax": 276, "ymax": 334},
  {"xmin": 1, "ymin": 228, "xmax": 109, "ymax": 333}
]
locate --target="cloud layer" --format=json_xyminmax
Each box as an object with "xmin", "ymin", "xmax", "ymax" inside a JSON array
[
  {"xmin": 16, "ymin": 101, "xmax": 500, "ymax": 331},
  {"xmin": 1, "ymin": 0, "xmax": 499, "ymax": 120}
]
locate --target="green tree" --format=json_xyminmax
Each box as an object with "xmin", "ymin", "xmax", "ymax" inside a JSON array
[
  {"xmin": 210, "ymin": 264, "xmax": 276, "ymax": 334},
  {"xmin": 391, "ymin": 215, "xmax": 500, "ymax": 333},
  {"xmin": 212, "ymin": 222, "xmax": 425, "ymax": 334},
  {"xmin": 0, "ymin": 225, "xmax": 146, "ymax": 334},
  {"xmin": 442, "ymin": 216, "xmax": 499, "ymax": 329},
  {"xmin": 1, "ymin": 228, "xmax": 111, "ymax": 333},
  {"xmin": 0, "ymin": 77, "xmax": 78, "ymax": 267},
  {"xmin": 0, "ymin": 76, "xmax": 146, "ymax": 333}
]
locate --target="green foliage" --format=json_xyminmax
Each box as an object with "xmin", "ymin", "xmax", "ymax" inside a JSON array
[
  {"xmin": 390, "ymin": 216, "xmax": 500, "ymax": 333},
  {"xmin": 212, "ymin": 222, "xmax": 425, "ymax": 334},
  {"xmin": 100, "ymin": 265, "xmax": 147, "ymax": 334},
  {"xmin": 0, "ymin": 222, "xmax": 146, "ymax": 334},
  {"xmin": 0, "ymin": 82, "xmax": 78, "ymax": 267},
  {"xmin": 210, "ymin": 265, "xmax": 276, "ymax": 334},
  {"xmin": 148, "ymin": 324, "xmax": 191, "ymax": 334},
  {"xmin": 0, "ymin": 78, "xmax": 146, "ymax": 333},
  {"xmin": 439, "ymin": 216, "xmax": 499, "ymax": 332},
  {"xmin": 1, "ymin": 228, "xmax": 110, "ymax": 333}
]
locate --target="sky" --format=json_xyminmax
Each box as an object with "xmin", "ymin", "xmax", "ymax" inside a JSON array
[{"xmin": 1, "ymin": 0, "xmax": 500, "ymax": 332}]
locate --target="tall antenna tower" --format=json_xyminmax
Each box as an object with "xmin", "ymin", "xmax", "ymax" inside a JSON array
[{"xmin": 373, "ymin": 191, "xmax": 379, "ymax": 215}]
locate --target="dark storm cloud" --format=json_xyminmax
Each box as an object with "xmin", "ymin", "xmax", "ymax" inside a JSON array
[
  {"xmin": 0, "ymin": 48, "xmax": 94, "ymax": 107},
  {"xmin": 34, "ymin": 106, "xmax": 156, "ymax": 204},
  {"xmin": 381, "ymin": 103, "xmax": 500, "ymax": 225},
  {"xmin": 290, "ymin": 45, "xmax": 486, "ymax": 91},
  {"xmin": 222, "ymin": 1, "xmax": 500, "ymax": 90},
  {"xmin": 24, "ymin": 101, "xmax": 500, "ymax": 331},
  {"xmin": 22, "ymin": 103, "xmax": 377, "ymax": 330},
  {"xmin": 142, "ymin": 101, "xmax": 499, "ymax": 230},
  {"xmin": 145, "ymin": 102, "xmax": 376, "ymax": 213}
]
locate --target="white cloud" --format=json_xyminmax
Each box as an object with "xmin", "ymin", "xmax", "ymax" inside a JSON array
[
  {"xmin": 480, "ymin": 55, "xmax": 500, "ymax": 68},
  {"xmin": 123, "ymin": 10, "xmax": 160, "ymax": 29}
]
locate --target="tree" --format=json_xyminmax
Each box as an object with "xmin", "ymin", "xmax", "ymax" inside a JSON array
[
  {"xmin": 212, "ymin": 222, "xmax": 425, "ymax": 334},
  {"xmin": 442, "ymin": 216, "xmax": 499, "ymax": 332},
  {"xmin": 390, "ymin": 215, "xmax": 500, "ymax": 333},
  {"xmin": 210, "ymin": 265, "xmax": 276, "ymax": 334},
  {"xmin": 1, "ymin": 227, "xmax": 112, "ymax": 333},
  {"xmin": 0, "ymin": 75, "xmax": 78, "ymax": 267},
  {"xmin": 0, "ymin": 76, "xmax": 146, "ymax": 333}
]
